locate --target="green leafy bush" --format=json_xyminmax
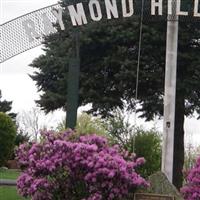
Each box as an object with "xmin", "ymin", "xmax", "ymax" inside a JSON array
[
  {"xmin": 16, "ymin": 131, "xmax": 148, "ymax": 200},
  {"xmin": 76, "ymin": 113, "xmax": 107, "ymax": 135},
  {"xmin": 0, "ymin": 112, "xmax": 16, "ymax": 166},
  {"xmin": 134, "ymin": 129, "xmax": 161, "ymax": 177},
  {"xmin": 181, "ymin": 155, "xmax": 200, "ymax": 199},
  {"xmin": 57, "ymin": 113, "xmax": 107, "ymax": 136},
  {"xmin": 105, "ymin": 109, "xmax": 161, "ymax": 177}
]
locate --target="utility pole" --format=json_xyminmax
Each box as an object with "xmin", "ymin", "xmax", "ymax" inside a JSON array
[{"xmin": 162, "ymin": 0, "xmax": 179, "ymax": 183}]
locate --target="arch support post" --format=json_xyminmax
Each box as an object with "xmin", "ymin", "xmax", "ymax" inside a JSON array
[
  {"xmin": 162, "ymin": 0, "xmax": 179, "ymax": 183},
  {"xmin": 66, "ymin": 29, "xmax": 80, "ymax": 129}
]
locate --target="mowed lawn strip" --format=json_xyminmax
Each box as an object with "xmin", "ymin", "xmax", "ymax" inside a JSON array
[
  {"xmin": 0, "ymin": 169, "xmax": 20, "ymax": 180},
  {"xmin": 0, "ymin": 186, "xmax": 28, "ymax": 200},
  {"xmin": 0, "ymin": 169, "xmax": 28, "ymax": 200}
]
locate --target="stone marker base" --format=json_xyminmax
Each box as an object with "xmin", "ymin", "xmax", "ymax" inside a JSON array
[
  {"xmin": 136, "ymin": 172, "xmax": 184, "ymax": 200},
  {"xmin": 6, "ymin": 160, "xmax": 19, "ymax": 169},
  {"xmin": 134, "ymin": 193, "xmax": 175, "ymax": 200}
]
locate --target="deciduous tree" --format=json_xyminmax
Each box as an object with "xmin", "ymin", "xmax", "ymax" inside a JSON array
[{"xmin": 0, "ymin": 112, "xmax": 16, "ymax": 166}]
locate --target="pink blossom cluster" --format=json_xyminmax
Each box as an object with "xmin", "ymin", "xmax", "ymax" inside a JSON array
[
  {"xmin": 16, "ymin": 130, "xmax": 148, "ymax": 200},
  {"xmin": 181, "ymin": 156, "xmax": 200, "ymax": 200}
]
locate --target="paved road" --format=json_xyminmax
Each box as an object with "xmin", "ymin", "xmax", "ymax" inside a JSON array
[{"xmin": 0, "ymin": 179, "xmax": 16, "ymax": 186}]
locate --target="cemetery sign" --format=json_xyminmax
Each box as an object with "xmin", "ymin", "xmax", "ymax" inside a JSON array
[{"xmin": 1, "ymin": 0, "xmax": 200, "ymax": 63}]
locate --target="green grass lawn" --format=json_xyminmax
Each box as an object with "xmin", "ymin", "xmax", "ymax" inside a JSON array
[
  {"xmin": 0, "ymin": 169, "xmax": 28, "ymax": 200},
  {"xmin": 0, "ymin": 169, "xmax": 20, "ymax": 180},
  {"xmin": 0, "ymin": 186, "xmax": 27, "ymax": 200}
]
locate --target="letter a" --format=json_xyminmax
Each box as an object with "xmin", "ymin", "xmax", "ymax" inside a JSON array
[
  {"xmin": 22, "ymin": 19, "xmax": 41, "ymax": 42},
  {"xmin": 42, "ymin": 13, "xmax": 56, "ymax": 35}
]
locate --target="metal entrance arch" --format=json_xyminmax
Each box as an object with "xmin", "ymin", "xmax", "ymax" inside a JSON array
[
  {"xmin": 1, "ymin": 0, "xmax": 200, "ymax": 187},
  {"xmin": 0, "ymin": 3, "xmax": 79, "ymax": 129},
  {"xmin": 1, "ymin": 1, "xmax": 198, "ymax": 64},
  {"xmin": 0, "ymin": 4, "xmax": 60, "ymax": 63}
]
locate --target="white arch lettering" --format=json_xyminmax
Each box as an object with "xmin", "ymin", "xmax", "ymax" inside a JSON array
[
  {"xmin": 22, "ymin": 19, "xmax": 41, "ymax": 42},
  {"xmin": 176, "ymin": 0, "xmax": 188, "ymax": 16},
  {"xmin": 105, "ymin": 0, "xmax": 119, "ymax": 19},
  {"xmin": 122, "ymin": 0, "xmax": 134, "ymax": 18},
  {"xmin": 42, "ymin": 13, "xmax": 56, "ymax": 34},
  {"xmin": 2, "ymin": 2, "xmax": 200, "ymax": 63},
  {"xmin": 52, "ymin": 8, "xmax": 65, "ymax": 30},
  {"xmin": 151, "ymin": 0, "xmax": 163, "ymax": 16},
  {"xmin": 89, "ymin": 0, "xmax": 102, "ymax": 21},
  {"xmin": 194, "ymin": 0, "xmax": 200, "ymax": 17},
  {"xmin": 68, "ymin": 3, "xmax": 88, "ymax": 26}
]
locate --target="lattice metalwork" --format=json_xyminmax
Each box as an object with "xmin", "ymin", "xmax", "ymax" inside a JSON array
[
  {"xmin": 0, "ymin": 4, "xmax": 60, "ymax": 63},
  {"xmin": 1, "ymin": 0, "xmax": 200, "ymax": 63}
]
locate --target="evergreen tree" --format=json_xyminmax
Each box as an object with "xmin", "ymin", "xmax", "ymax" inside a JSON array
[
  {"xmin": 30, "ymin": 0, "xmax": 200, "ymax": 189},
  {"xmin": 0, "ymin": 90, "xmax": 16, "ymax": 120}
]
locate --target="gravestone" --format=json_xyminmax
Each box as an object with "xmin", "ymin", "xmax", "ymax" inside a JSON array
[{"xmin": 136, "ymin": 172, "xmax": 184, "ymax": 200}]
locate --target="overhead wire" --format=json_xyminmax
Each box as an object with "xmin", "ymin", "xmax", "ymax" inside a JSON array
[{"xmin": 134, "ymin": 0, "xmax": 144, "ymax": 126}]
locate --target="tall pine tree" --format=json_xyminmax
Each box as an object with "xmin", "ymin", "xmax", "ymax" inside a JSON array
[
  {"xmin": 0, "ymin": 90, "xmax": 16, "ymax": 120},
  {"xmin": 30, "ymin": 0, "xmax": 200, "ymax": 189}
]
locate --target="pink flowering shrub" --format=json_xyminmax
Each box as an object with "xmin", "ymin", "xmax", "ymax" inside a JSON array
[
  {"xmin": 16, "ymin": 130, "xmax": 148, "ymax": 200},
  {"xmin": 181, "ymin": 156, "xmax": 200, "ymax": 200}
]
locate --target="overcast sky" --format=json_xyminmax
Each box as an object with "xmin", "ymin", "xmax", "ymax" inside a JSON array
[
  {"xmin": 1, "ymin": 0, "xmax": 200, "ymax": 146},
  {"xmin": 0, "ymin": 0, "xmax": 64, "ymax": 128}
]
